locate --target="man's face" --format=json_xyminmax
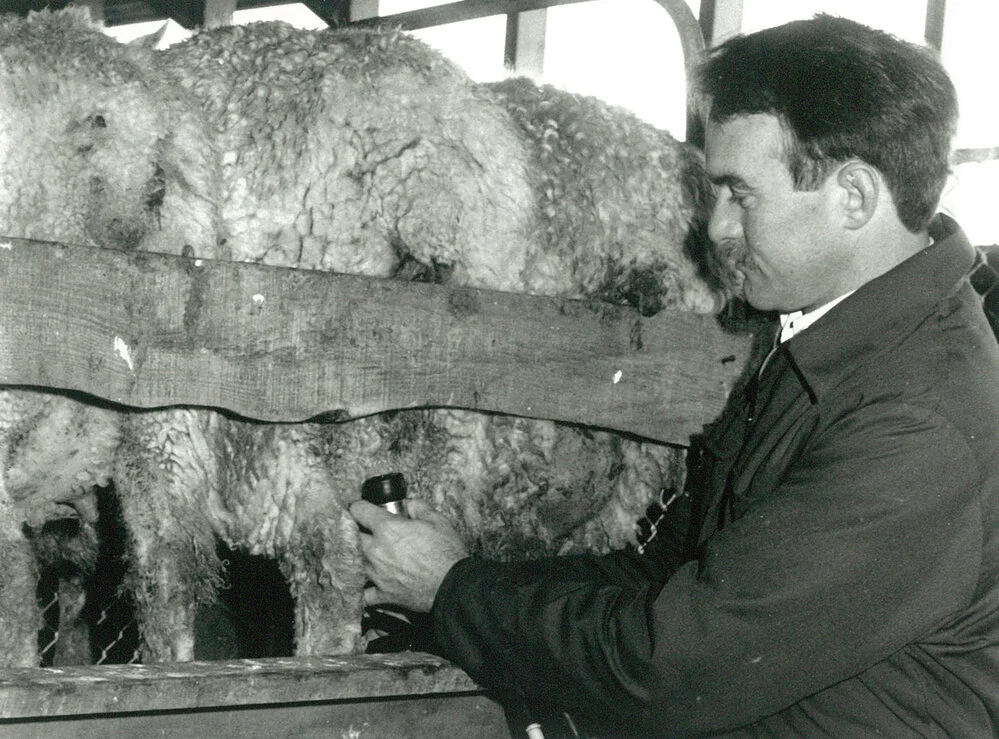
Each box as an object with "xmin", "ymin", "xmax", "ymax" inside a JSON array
[{"xmin": 705, "ymin": 114, "xmax": 852, "ymax": 313}]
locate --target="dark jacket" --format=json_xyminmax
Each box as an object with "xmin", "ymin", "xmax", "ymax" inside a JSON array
[{"xmin": 431, "ymin": 215, "xmax": 999, "ymax": 737}]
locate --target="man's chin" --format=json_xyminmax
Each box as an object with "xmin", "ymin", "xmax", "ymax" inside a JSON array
[{"xmin": 742, "ymin": 282, "xmax": 776, "ymax": 312}]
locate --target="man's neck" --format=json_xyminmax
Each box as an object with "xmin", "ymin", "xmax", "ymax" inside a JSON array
[{"xmin": 825, "ymin": 218, "xmax": 930, "ymax": 312}]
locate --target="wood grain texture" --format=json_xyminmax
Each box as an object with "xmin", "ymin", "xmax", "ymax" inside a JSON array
[
  {"xmin": 0, "ymin": 653, "xmax": 499, "ymax": 720},
  {"xmin": 0, "ymin": 695, "xmax": 511, "ymax": 738},
  {"xmin": 0, "ymin": 237, "xmax": 751, "ymax": 445}
]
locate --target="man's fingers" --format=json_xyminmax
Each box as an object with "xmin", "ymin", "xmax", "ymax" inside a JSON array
[
  {"xmin": 350, "ymin": 499, "xmax": 394, "ymax": 530},
  {"xmin": 405, "ymin": 498, "xmax": 450, "ymax": 527},
  {"xmin": 404, "ymin": 498, "xmax": 432, "ymax": 519},
  {"xmin": 353, "ymin": 497, "xmax": 450, "ymax": 532}
]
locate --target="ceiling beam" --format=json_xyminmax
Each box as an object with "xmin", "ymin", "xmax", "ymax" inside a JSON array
[{"xmin": 348, "ymin": 0, "xmax": 591, "ymax": 31}]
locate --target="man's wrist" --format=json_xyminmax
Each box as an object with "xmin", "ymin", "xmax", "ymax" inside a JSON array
[{"xmin": 429, "ymin": 555, "xmax": 470, "ymax": 615}]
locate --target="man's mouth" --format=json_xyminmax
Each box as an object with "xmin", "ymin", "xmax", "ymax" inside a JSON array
[{"xmin": 714, "ymin": 243, "xmax": 750, "ymax": 295}]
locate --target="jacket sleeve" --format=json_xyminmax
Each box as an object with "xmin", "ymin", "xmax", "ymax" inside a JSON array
[{"xmin": 430, "ymin": 403, "xmax": 984, "ymax": 736}]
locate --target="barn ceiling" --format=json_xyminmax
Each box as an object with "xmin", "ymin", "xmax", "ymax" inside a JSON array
[
  {"xmin": 0, "ymin": 0, "xmax": 602, "ymax": 29},
  {"xmin": 0, "ymin": 1, "xmax": 349, "ymax": 27}
]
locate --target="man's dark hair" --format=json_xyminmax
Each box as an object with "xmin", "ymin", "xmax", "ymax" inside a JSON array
[{"xmin": 696, "ymin": 14, "xmax": 958, "ymax": 232}]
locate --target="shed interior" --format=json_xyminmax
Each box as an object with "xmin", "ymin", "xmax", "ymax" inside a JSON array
[{"xmin": 0, "ymin": 1, "xmax": 994, "ymax": 736}]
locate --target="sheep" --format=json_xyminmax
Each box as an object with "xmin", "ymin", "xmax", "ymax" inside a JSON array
[
  {"xmin": 486, "ymin": 76, "xmax": 719, "ymax": 317},
  {"xmin": 0, "ymin": 9, "xmax": 720, "ymax": 665},
  {"xmin": 158, "ymin": 19, "xmax": 718, "ymax": 313},
  {"xmin": 0, "ymin": 5, "xmax": 225, "ymax": 666}
]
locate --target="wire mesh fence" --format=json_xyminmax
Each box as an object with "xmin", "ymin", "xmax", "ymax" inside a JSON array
[
  {"xmin": 36, "ymin": 560, "xmax": 141, "ymax": 667},
  {"xmin": 32, "ymin": 495, "xmax": 295, "ymax": 667},
  {"xmin": 972, "ymin": 245, "xmax": 999, "ymax": 340}
]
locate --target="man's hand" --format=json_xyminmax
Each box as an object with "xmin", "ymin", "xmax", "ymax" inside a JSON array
[{"xmin": 350, "ymin": 498, "xmax": 469, "ymax": 613}]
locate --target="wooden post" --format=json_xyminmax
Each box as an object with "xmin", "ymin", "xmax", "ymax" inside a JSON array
[
  {"xmin": 351, "ymin": 0, "xmax": 380, "ymax": 22},
  {"xmin": 77, "ymin": 0, "xmax": 105, "ymax": 24},
  {"xmin": 924, "ymin": 0, "xmax": 947, "ymax": 50},
  {"xmin": 504, "ymin": 9, "xmax": 547, "ymax": 76},
  {"xmin": 698, "ymin": 0, "xmax": 743, "ymax": 45},
  {"xmin": 203, "ymin": 0, "xmax": 237, "ymax": 28}
]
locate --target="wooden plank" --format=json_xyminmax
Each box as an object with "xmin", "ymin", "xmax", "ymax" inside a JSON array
[
  {"xmin": 0, "ymin": 653, "xmax": 494, "ymax": 718},
  {"xmin": 0, "ymin": 693, "xmax": 511, "ymax": 738},
  {"xmin": 0, "ymin": 238, "xmax": 751, "ymax": 445}
]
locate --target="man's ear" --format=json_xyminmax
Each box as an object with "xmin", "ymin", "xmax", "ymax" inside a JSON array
[{"xmin": 836, "ymin": 160, "xmax": 879, "ymax": 229}]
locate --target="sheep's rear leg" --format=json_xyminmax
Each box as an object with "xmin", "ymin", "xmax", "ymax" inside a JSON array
[
  {"xmin": 0, "ymin": 499, "xmax": 42, "ymax": 667},
  {"xmin": 132, "ymin": 552, "xmax": 202, "ymax": 662},
  {"xmin": 116, "ymin": 412, "xmax": 222, "ymax": 663},
  {"xmin": 117, "ymin": 503, "xmax": 220, "ymax": 662},
  {"xmin": 282, "ymin": 511, "xmax": 365, "ymax": 657}
]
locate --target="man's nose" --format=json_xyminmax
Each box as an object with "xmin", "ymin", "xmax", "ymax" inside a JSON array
[{"xmin": 708, "ymin": 198, "xmax": 742, "ymax": 246}]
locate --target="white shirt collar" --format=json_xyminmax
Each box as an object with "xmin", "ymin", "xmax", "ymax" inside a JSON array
[{"xmin": 779, "ymin": 291, "xmax": 855, "ymax": 343}]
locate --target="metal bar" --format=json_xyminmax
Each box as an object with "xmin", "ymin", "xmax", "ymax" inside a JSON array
[{"xmin": 651, "ymin": 0, "xmax": 707, "ymax": 144}]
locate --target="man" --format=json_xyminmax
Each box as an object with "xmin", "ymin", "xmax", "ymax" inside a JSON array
[{"xmin": 351, "ymin": 15, "xmax": 999, "ymax": 736}]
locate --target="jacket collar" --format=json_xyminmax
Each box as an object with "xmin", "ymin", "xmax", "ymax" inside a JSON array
[{"xmin": 783, "ymin": 214, "xmax": 976, "ymax": 400}]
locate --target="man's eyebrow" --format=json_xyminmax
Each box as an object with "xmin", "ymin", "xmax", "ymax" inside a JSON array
[{"xmin": 708, "ymin": 173, "xmax": 751, "ymax": 189}]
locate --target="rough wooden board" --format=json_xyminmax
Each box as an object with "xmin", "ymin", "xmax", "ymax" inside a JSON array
[
  {"xmin": 0, "ymin": 693, "xmax": 512, "ymax": 738},
  {"xmin": 0, "ymin": 653, "xmax": 484, "ymax": 718},
  {"xmin": 0, "ymin": 237, "xmax": 752, "ymax": 445}
]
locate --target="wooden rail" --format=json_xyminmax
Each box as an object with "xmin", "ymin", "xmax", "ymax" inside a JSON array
[
  {"xmin": 0, "ymin": 237, "xmax": 751, "ymax": 446},
  {"xmin": 0, "ymin": 653, "xmax": 478, "ymax": 716},
  {"xmin": 0, "ymin": 654, "xmax": 510, "ymax": 736}
]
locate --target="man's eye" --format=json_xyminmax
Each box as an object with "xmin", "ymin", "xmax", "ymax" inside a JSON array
[{"xmin": 730, "ymin": 190, "xmax": 752, "ymax": 207}]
